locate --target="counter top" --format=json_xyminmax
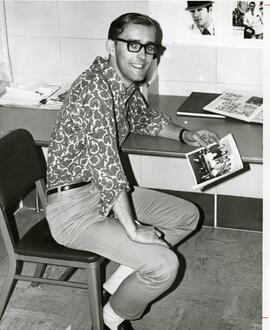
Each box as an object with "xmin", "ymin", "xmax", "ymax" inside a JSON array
[
  {"xmin": 123, "ymin": 94, "xmax": 262, "ymax": 164},
  {"xmin": 0, "ymin": 93, "xmax": 262, "ymax": 163}
]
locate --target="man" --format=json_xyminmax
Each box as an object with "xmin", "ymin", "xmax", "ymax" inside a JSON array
[
  {"xmin": 186, "ymin": 1, "xmax": 215, "ymax": 35},
  {"xmin": 46, "ymin": 13, "xmax": 219, "ymax": 330},
  {"xmin": 243, "ymin": 1, "xmax": 263, "ymax": 39}
]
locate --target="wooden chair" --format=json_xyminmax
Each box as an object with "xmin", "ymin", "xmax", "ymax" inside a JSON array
[{"xmin": 0, "ymin": 129, "xmax": 105, "ymax": 330}]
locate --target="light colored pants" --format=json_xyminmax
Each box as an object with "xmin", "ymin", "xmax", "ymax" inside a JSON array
[{"xmin": 46, "ymin": 183, "xmax": 199, "ymax": 320}]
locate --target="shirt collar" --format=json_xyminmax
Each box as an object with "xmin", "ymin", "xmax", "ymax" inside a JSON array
[
  {"xmin": 203, "ymin": 21, "xmax": 215, "ymax": 35},
  {"xmin": 91, "ymin": 56, "xmax": 136, "ymax": 98}
]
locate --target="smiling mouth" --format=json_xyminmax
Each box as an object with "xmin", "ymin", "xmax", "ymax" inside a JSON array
[{"xmin": 131, "ymin": 63, "xmax": 145, "ymax": 70}]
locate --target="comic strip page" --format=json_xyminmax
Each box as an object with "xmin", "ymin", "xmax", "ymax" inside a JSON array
[{"xmin": 203, "ymin": 92, "xmax": 263, "ymax": 123}]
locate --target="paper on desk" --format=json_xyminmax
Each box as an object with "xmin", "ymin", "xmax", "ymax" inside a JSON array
[
  {"xmin": 0, "ymin": 87, "xmax": 41, "ymax": 106},
  {"xmin": 39, "ymin": 84, "xmax": 70, "ymax": 110},
  {"xmin": 0, "ymin": 83, "xmax": 60, "ymax": 108}
]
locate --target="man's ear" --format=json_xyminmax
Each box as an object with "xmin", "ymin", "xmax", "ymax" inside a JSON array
[{"xmin": 106, "ymin": 39, "xmax": 116, "ymax": 56}]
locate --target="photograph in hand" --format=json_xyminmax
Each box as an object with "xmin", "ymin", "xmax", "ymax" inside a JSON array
[{"xmin": 186, "ymin": 134, "xmax": 243, "ymax": 189}]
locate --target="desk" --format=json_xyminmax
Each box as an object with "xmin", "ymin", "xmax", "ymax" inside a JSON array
[
  {"xmin": 0, "ymin": 93, "xmax": 262, "ymax": 162},
  {"xmin": 123, "ymin": 94, "xmax": 262, "ymax": 164},
  {"xmin": 0, "ymin": 106, "xmax": 56, "ymax": 146},
  {"xmin": 0, "ymin": 94, "xmax": 262, "ymax": 231},
  {"xmin": 124, "ymin": 94, "xmax": 262, "ymax": 232}
]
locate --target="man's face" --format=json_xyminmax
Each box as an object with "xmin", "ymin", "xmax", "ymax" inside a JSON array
[
  {"xmin": 113, "ymin": 23, "xmax": 156, "ymax": 87},
  {"xmin": 249, "ymin": 3, "xmax": 255, "ymax": 12},
  {"xmin": 190, "ymin": 6, "xmax": 212, "ymax": 29}
]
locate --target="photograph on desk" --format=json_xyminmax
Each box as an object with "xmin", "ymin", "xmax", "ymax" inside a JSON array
[
  {"xmin": 203, "ymin": 91, "xmax": 263, "ymax": 124},
  {"xmin": 186, "ymin": 133, "xmax": 243, "ymax": 190}
]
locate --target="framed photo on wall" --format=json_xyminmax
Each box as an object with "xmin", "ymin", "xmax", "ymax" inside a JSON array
[
  {"xmin": 149, "ymin": 0, "xmax": 264, "ymax": 46},
  {"xmin": 184, "ymin": 1, "xmax": 216, "ymax": 36},
  {"xmin": 232, "ymin": 1, "xmax": 263, "ymax": 39}
]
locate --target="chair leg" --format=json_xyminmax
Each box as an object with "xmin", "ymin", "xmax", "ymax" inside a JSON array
[
  {"xmin": 0, "ymin": 260, "xmax": 23, "ymax": 320},
  {"xmin": 35, "ymin": 189, "xmax": 41, "ymax": 213},
  {"xmin": 85, "ymin": 262, "xmax": 104, "ymax": 330},
  {"xmin": 31, "ymin": 263, "xmax": 47, "ymax": 287}
]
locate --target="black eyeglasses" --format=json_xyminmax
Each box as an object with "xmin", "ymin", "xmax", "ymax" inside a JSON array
[{"xmin": 113, "ymin": 38, "xmax": 159, "ymax": 55}]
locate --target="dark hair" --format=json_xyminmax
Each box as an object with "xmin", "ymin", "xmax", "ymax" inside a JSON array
[
  {"xmin": 108, "ymin": 12, "xmax": 165, "ymax": 58},
  {"xmin": 108, "ymin": 13, "xmax": 158, "ymax": 41}
]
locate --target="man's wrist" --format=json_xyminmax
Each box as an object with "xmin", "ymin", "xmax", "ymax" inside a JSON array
[
  {"xmin": 179, "ymin": 128, "xmax": 189, "ymax": 144},
  {"xmin": 125, "ymin": 221, "xmax": 138, "ymax": 239}
]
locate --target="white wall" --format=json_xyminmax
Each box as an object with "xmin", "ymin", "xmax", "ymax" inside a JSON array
[
  {"xmin": 5, "ymin": 1, "xmax": 148, "ymax": 85},
  {"xmin": 4, "ymin": 0, "xmax": 263, "ymax": 97},
  {"xmin": 149, "ymin": 0, "xmax": 263, "ymax": 96}
]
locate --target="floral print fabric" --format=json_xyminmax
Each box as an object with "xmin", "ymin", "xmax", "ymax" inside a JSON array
[{"xmin": 46, "ymin": 57, "xmax": 171, "ymax": 216}]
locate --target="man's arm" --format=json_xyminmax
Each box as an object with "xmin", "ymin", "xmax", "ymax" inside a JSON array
[
  {"xmin": 112, "ymin": 190, "xmax": 136, "ymax": 235},
  {"xmin": 128, "ymin": 91, "xmax": 219, "ymax": 145},
  {"xmin": 112, "ymin": 190, "xmax": 168, "ymax": 247},
  {"xmin": 157, "ymin": 122, "xmax": 182, "ymax": 140},
  {"xmin": 158, "ymin": 123, "xmax": 219, "ymax": 147}
]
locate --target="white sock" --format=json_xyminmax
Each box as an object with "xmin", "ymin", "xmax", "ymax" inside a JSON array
[
  {"xmin": 103, "ymin": 265, "xmax": 134, "ymax": 295},
  {"xmin": 103, "ymin": 302, "xmax": 124, "ymax": 330}
]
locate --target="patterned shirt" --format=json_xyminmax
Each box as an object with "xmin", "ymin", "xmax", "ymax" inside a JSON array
[{"xmin": 47, "ymin": 57, "xmax": 171, "ymax": 216}]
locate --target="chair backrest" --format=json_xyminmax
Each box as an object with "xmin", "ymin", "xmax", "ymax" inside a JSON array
[{"xmin": 0, "ymin": 129, "xmax": 47, "ymax": 250}]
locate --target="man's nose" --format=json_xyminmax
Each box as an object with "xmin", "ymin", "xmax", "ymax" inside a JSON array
[
  {"xmin": 193, "ymin": 9, "xmax": 200, "ymax": 18},
  {"xmin": 137, "ymin": 47, "xmax": 146, "ymax": 59}
]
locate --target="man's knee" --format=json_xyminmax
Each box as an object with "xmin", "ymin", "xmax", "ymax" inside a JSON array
[
  {"xmin": 161, "ymin": 250, "xmax": 180, "ymax": 282},
  {"xmin": 139, "ymin": 249, "xmax": 179, "ymax": 288},
  {"xmin": 179, "ymin": 202, "xmax": 200, "ymax": 232},
  {"xmin": 189, "ymin": 202, "xmax": 200, "ymax": 228}
]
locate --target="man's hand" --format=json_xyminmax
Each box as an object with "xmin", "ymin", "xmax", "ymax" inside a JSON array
[
  {"xmin": 158, "ymin": 124, "xmax": 219, "ymax": 148},
  {"xmin": 128, "ymin": 223, "xmax": 169, "ymax": 248},
  {"xmin": 183, "ymin": 129, "xmax": 220, "ymax": 147}
]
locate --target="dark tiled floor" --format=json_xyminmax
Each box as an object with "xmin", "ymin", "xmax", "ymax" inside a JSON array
[{"xmin": 0, "ymin": 209, "xmax": 262, "ymax": 330}]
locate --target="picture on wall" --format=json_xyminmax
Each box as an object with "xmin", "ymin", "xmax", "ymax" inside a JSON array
[
  {"xmin": 232, "ymin": 1, "xmax": 263, "ymax": 39},
  {"xmin": 149, "ymin": 0, "xmax": 265, "ymax": 46},
  {"xmin": 185, "ymin": 1, "xmax": 215, "ymax": 36}
]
